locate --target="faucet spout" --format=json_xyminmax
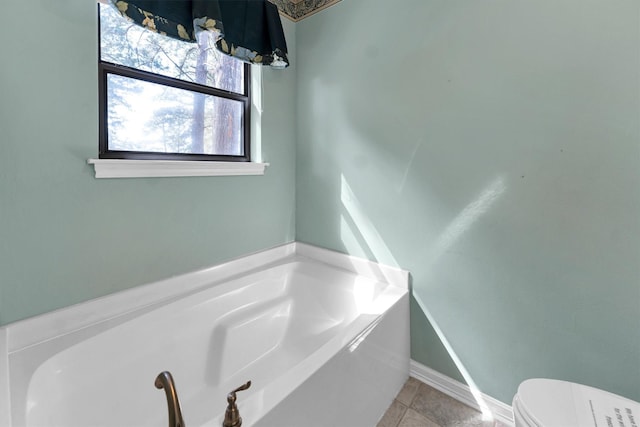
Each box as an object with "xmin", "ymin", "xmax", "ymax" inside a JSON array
[{"xmin": 155, "ymin": 371, "xmax": 186, "ymax": 427}]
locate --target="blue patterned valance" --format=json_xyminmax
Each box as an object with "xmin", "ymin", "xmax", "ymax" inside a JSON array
[{"xmin": 107, "ymin": 0, "xmax": 289, "ymax": 68}]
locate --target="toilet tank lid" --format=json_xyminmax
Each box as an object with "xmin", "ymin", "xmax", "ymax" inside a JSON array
[{"xmin": 516, "ymin": 379, "xmax": 640, "ymax": 427}]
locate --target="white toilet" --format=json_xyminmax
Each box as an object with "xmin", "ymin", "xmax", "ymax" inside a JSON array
[{"xmin": 513, "ymin": 379, "xmax": 640, "ymax": 427}]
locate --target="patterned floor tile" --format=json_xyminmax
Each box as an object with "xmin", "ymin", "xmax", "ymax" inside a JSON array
[
  {"xmin": 410, "ymin": 383, "xmax": 496, "ymax": 427},
  {"xmin": 379, "ymin": 378, "xmax": 510, "ymax": 427},
  {"xmin": 398, "ymin": 408, "xmax": 441, "ymax": 427},
  {"xmin": 377, "ymin": 399, "xmax": 408, "ymax": 427},
  {"xmin": 396, "ymin": 377, "xmax": 422, "ymax": 407}
]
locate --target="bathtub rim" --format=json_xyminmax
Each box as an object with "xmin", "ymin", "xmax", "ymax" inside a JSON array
[
  {"xmin": 2, "ymin": 242, "xmax": 408, "ymax": 354},
  {"xmin": 0, "ymin": 328, "xmax": 9, "ymax": 427},
  {"xmin": 0, "ymin": 242, "xmax": 408, "ymax": 427}
]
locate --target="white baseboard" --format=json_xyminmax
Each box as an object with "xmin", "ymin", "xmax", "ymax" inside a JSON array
[{"xmin": 410, "ymin": 360, "xmax": 515, "ymax": 426}]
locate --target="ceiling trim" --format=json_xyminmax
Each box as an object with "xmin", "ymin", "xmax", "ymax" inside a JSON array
[{"xmin": 270, "ymin": 0, "xmax": 342, "ymax": 22}]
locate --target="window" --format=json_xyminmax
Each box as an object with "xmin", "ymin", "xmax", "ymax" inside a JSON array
[{"xmin": 98, "ymin": 3, "xmax": 251, "ymax": 162}]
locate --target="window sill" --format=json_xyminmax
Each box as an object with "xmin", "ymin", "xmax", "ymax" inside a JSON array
[{"xmin": 87, "ymin": 159, "xmax": 269, "ymax": 178}]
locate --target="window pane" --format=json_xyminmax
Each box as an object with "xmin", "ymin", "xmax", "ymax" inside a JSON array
[
  {"xmin": 99, "ymin": 4, "xmax": 244, "ymax": 95},
  {"xmin": 106, "ymin": 74, "xmax": 244, "ymax": 156}
]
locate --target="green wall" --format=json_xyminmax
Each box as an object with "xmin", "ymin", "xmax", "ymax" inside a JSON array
[
  {"xmin": 295, "ymin": 0, "xmax": 640, "ymax": 404},
  {"xmin": 2, "ymin": 0, "xmax": 639, "ymax": 409},
  {"xmin": 0, "ymin": 1, "xmax": 297, "ymax": 325}
]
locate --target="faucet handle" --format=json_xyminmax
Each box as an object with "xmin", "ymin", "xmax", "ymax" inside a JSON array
[
  {"xmin": 223, "ymin": 381, "xmax": 251, "ymax": 427},
  {"xmin": 230, "ymin": 381, "xmax": 252, "ymax": 398}
]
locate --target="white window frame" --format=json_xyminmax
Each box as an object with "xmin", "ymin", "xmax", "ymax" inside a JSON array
[{"xmin": 88, "ymin": 4, "xmax": 267, "ymax": 179}]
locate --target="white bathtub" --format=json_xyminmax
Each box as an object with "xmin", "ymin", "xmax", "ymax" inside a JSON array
[{"xmin": 0, "ymin": 243, "xmax": 409, "ymax": 427}]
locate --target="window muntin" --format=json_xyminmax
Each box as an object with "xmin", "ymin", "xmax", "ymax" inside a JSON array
[{"xmin": 98, "ymin": 3, "xmax": 250, "ymax": 161}]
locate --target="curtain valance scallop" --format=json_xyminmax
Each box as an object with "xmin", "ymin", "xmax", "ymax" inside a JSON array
[{"xmin": 107, "ymin": 0, "xmax": 289, "ymax": 68}]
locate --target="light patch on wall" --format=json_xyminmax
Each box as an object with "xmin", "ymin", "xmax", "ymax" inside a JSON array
[
  {"xmin": 340, "ymin": 216, "xmax": 371, "ymax": 261},
  {"xmin": 340, "ymin": 174, "xmax": 400, "ymax": 268},
  {"xmin": 410, "ymin": 176, "xmax": 508, "ymax": 421},
  {"xmin": 425, "ymin": 176, "xmax": 507, "ymax": 271},
  {"xmin": 397, "ymin": 138, "xmax": 423, "ymax": 193},
  {"xmin": 413, "ymin": 294, "xmax": 496, "ymax": 421}
]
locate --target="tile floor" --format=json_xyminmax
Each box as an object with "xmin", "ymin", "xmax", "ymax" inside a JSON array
[{"xmin": 378, "ymin": 377, "xmax": 509, "ymax": 427}]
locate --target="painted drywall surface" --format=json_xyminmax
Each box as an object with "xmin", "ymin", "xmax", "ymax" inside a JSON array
[
  {"xmin": 0, "ymin": 1, "xmax": 297, "ymax": 325},
  {"xmin": 295, "ymin": 0, "xmax": 640, "ymax": 404}
]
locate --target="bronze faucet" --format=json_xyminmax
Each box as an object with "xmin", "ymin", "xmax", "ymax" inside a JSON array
[
  {"xmin": 223, "ymin": 381, "xmax": 252, "ymax": 427},
  {"xmin": 155, "ymin": 371, "xmax": 186, "ymax": 427}
]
